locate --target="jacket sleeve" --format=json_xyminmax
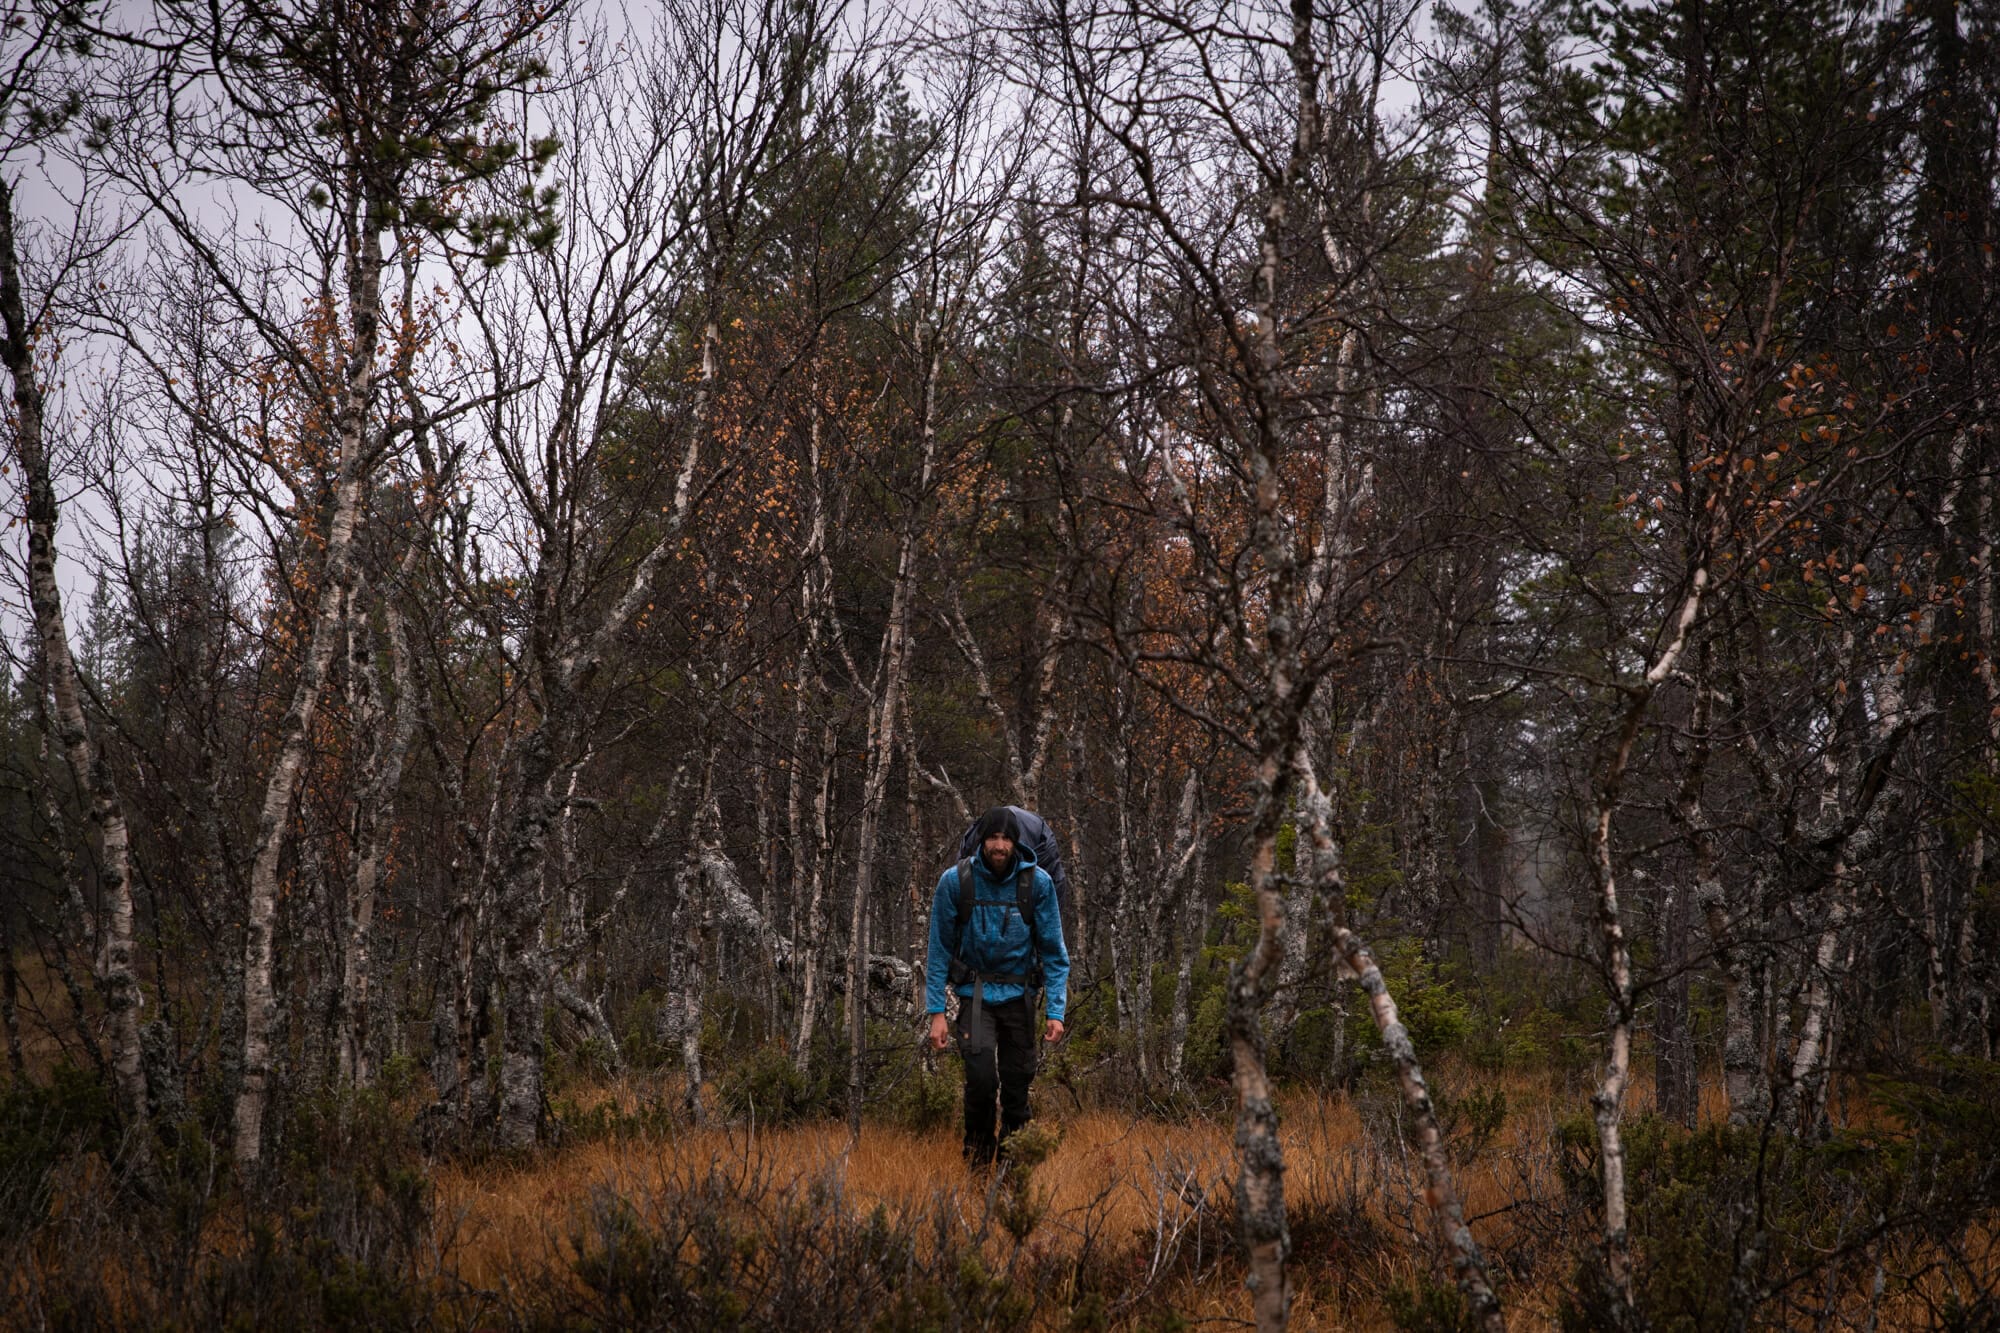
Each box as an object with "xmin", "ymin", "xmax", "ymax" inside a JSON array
[
  {"xmin": 1034, "ymin": 868, "xmax": 1071, "ymax": 1021},
  {"xmin": 924, "ymin": 866, "xmax": 958, "ymax": 1015}
]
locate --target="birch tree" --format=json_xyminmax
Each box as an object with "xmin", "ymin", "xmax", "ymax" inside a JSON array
[
  {"xmin": 1001, "ymin": 0, "xmax": 1441, "ymax": 1321},
  {"xmin": 437, "ymin": 0, "xmax": 857, "ymax": 1149},
  {"xmin": 0, "ymin": 0, "xmax": 151, "ymax": 1159},
  {"xmin": 91, "ymin": 0, "xmax": 566, "ymax": 1169},
  {"xmin": 1504, "ymin": 0, "xmax": 1933, "ymax": 1307}
]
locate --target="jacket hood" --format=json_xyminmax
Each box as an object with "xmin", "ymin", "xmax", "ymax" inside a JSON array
[{"xmin": 972, "ymin": 805, "xmax": 1021, "ymax": 845}]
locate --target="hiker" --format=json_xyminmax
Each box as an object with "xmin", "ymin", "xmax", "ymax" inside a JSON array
[
  {"xmin": 956, "ymin": 804, "xmax": 1071, "ymax": 927},
  {"xmin": 926, "ymin": 805, "xmax": 1071, "ymax": 1166}
]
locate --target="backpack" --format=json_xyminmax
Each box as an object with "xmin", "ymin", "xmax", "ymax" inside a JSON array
[
  {"xmin": 948, "ymin": 856, "xmax": 1045, "ymax": 992},
  {"xmin": 957, "ymin": 806, "xmax": 1069, "ymax": 919}
]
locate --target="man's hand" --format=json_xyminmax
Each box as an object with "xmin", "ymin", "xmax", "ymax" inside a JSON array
[
  {"xmin": 929, "ymin": 1013, "xmax": 952, "ymax": 1051},
  {"xmin": 1043, "ymin": 1018, "xmax": 1065, "ymax": 1043}
]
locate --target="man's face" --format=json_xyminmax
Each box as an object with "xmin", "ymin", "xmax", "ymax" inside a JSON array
[{"xmin": 982, "ymin": 832, "xmax": 1015, "ymax": 874}]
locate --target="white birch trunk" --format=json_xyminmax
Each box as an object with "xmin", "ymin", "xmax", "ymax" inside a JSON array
[
  {"xmin": 335, "ymin": 575, "xmax": 420, "ymax": 1087},
  {"xmin": 1161, "ymin": 773, "xmax": 1203, "ymax": 1087},
  {"xmin": 0, "ymin": 180, "xmax": 150, "ymax": 1158},
  {"xmin": 233, "ymin": 217, "xmax": 387, "ymax": 1166},
  {"xmin": 793, "ymin": 720, "xmax": 836, "ymax": 1073},
  {"xmin": 1066, "ymin": 723, "xmax": 1092, "ymax": 972},
  {"xmin": 790, "ymin": 393, "xmax": 834, "ymax": 1074},
  {"xmin": 1588, "ymin": 561, "xmax": 1712, "ymax": 1305},
  {"xmin": 1296, "ymin": 754, "xmax": 1503, "ymax": 1328},
  {"xmin": 1271, "ymin": 748, "xmax": 1318, "ymax": 1042},
  {"xmin": 485, "ymin": 283, "xmax": 721, "ymax": 1147},
  {"xmin": 1109, "ymin": 728, "xmax": 1143, "ymax": 1073},
  {"xmin": 1165, "ymin": 836, "xmax": 1207, "ymax": 1089},
  {"xmin": 1335, "ymin": 925, "xmax": 1507, "ymax": 1332},
  {"xmin": 938, "ymin": 550, "xmax": 1067, "ymax": 811},
  {"xmin": 670, "ymin": 844, "xmax": 707, "ymax": 1121}
]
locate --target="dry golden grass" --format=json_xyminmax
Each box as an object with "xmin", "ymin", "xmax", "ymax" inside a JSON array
[
  {"xmin": 437, "ymin": 1110, "xmax": 1228, "ymax": 1293},
  {"xmin": 5, "ymin": 1006, "xmax": 1986, "ymax": 1330},
  {"xmin": 432, "ymin": 1067, "xmax": 1575, "ymax": 1329}
]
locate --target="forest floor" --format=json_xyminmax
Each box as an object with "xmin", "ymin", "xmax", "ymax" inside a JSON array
[
  {"xmin": 6, "ymin": 1051, "xmax": 1993, "ymax": 1329},
  {"xmin": 431, "ymin": 1068, "xmax": 1610, "ymax": 1330},
  {"xmin": 4, "ymin": 951, "xmax": 1987, "ymax": 1330}
]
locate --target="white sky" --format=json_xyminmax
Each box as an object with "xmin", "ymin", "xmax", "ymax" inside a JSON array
[{"xmin": 2, "ymin": 0, "xmax": 1452, "ymax": 676}]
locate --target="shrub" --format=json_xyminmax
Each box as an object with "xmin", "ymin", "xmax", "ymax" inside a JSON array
[
  {"xmin": 0, "ymin": 1064, "xmax": 115, "ymax": 1237},
  {"xmin": 1386, "ymin": 1277, "xmax": 1481, "ymax": 1333},
  {"xmin": 1554, "ymin": 1066, "xmax": 2000, "ymax": 1333},
  {"xmin": 1286, "ymin": 1004, "xmax": 1344, "ymax": 1080},
  {"xmin": 885, "ymin": 1056, "xmax": 957, "ymax": 1134},
  {"xmin": 1432, "ymin": 1082, "xmax": 1508, "ymax": 1166},
  {"xmin": 1343, "ymin": 939, "xmax": 1473, "ymax": 1069},
  {"xmin": 718, "ymin": 1044, "xmax": 822, "ymax": 1126},
  {"xmin": 555, "ymin": 1165, "xmax": 1042, "ymax": 1332},
  {"xmin": 621, "ymin": 990, "xmax": 668, "ymax": 1071},
  {"xmin": 7, "ymin": 1081, "xmax": 447, "ymax": 1331}
]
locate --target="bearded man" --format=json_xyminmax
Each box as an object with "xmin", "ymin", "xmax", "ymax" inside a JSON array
[{"xmin": 925, "ymin": 806, "xmax": 1071, "ymax": 1165}]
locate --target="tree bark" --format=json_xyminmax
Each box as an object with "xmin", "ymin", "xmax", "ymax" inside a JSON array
[
  {"xmin": 791, "ymin": 391, "xmax": 836, "ymax": 1075},
  {"xmin": 1229, "ymin": 774, "xmax": 1294, "ymax": 1333},
  {"xmin": 793, "ymin": 719, "xmax": 836, "ymax": 1073},
  {"xmin": 1658, "ymin": 646, "xmax": 1712, "ymax": 1129},
  {"xmin": 1964, "ymin": 468, "xmax": 1998, "ymax": 1056},
  {"xmin": 675, "ymin": 799, "xmax": 715, "ymax": 1122},
  {"xmin": 1296, "ymin": 754, "xmax": 1502, "ymax": 1327},
  {"xmin": 0, "ymin": 178, "xmax": 151, "ymax": 1159},
  {"xmin": 335, "ymin": 570, "xmax": 419, "ymax": 1087},
  {"xmin": 1588, "ymin": 561, "xmax": 1712, "ymax": 1312},
  {"xmin": 492, "ymin": 725, "xmax": 563, "ymax": 1150},
  {"xmin": 1065, "ymin": 721, "xmax": 1092, "ymax": 974},
  {"xmin": 233, "ymin": 223, "xmax": 386, "ymax": 1167},
  {"xmin": 1, "ymin": 879, "xmax": 21, "ymax": 1080},
  {"xmin": 1161, "ymin": 773, "xmax": 1203, "ymax": 1088},
  {"xmin": 1108, "ymin": 716, "xmax": 1145, "ymax": 1079}
]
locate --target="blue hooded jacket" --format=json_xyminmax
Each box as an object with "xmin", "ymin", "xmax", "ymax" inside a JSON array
[{"xmin": 924, "ymin": 846, "xmax": 1070, "ymax": 1021}]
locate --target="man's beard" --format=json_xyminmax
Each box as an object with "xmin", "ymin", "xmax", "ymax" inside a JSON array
[{"xmin": 984, "ymin": 847, "xmax": 1013, "ymax": 874}]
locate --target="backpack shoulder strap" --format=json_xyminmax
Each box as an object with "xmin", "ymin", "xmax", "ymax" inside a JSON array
[
  {"xmin": 954, "ymin": 858, "xmax": 975, "ymax": 960},
  {"xmin": 1016, "ymin": 863, "xmax": 1040, "ymax": 957}
]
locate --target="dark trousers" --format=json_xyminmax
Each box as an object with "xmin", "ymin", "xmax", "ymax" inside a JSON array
[{"xmin": 954, "ymin": 995, "xmax": 1036, "ymax": 1164}]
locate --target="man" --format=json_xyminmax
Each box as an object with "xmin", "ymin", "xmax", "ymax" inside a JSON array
[
  {"xmin": 956, "ymin": 804, "xmax": 1071, "ymax": 922},
  {"xmin": 926, "ymin": 805, "xmax": 1070, "ymax": 1166}
]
